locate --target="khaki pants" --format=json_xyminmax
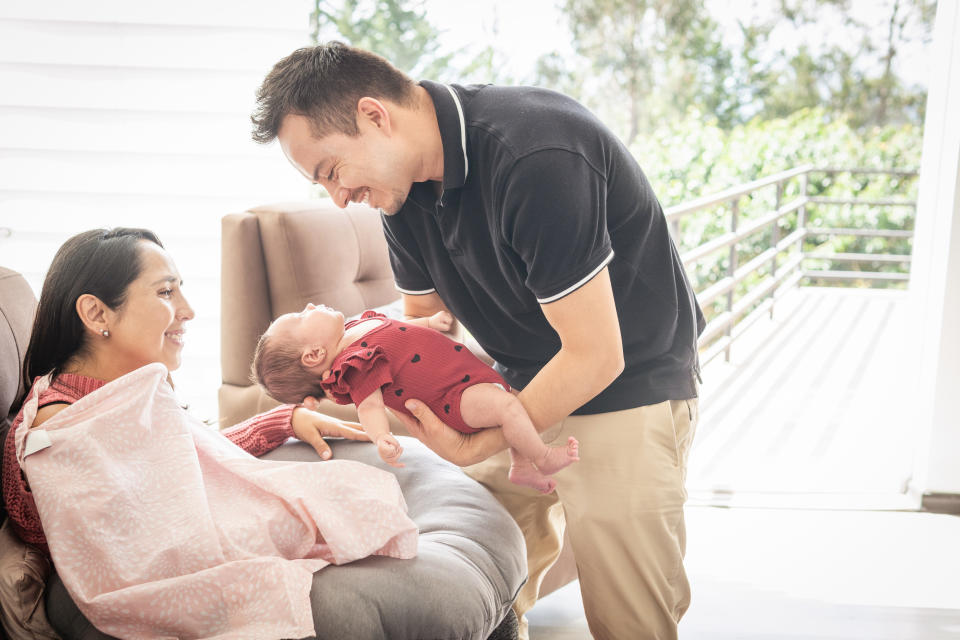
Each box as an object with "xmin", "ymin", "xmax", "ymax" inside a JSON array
[{"xmin": 465, "ymin": 397, "xmax": 698, "ymax": 640}]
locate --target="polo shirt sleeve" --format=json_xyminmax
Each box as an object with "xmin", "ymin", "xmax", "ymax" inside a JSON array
[
  {"xmin": 499, "ymin": 149, "xmax": 614, "ymax": 303},
  {"xmin": 381, "ymin": 214, "xmax": 436, "ymax": 295}
]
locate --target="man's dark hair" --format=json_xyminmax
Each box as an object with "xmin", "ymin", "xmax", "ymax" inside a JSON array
[{"xmin": 251, "ymin": 42, "xmax": 418, "ymax": 144}]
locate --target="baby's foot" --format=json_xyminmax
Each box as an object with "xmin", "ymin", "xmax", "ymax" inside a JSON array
[
  {"xmin": 536, "ymin": 436, "xmax": 580, "ymax": 475},
  {"xmin": 509, "ymin": 463, "xmax": 557, "ymax": 494}
]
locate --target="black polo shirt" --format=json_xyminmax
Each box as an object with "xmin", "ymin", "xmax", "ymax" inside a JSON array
[{"xmin": 382, "ymin": 80, "xmax": 704, "ymax": 414}]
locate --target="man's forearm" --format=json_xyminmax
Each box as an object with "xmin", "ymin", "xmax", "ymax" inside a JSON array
[
  {"xmin": 517, "ymin": 346, "xmax": 624, "ymax": 433},
  {"xmin": 519, "ymin": 268, "xmax": 624, "ymax": 432}
]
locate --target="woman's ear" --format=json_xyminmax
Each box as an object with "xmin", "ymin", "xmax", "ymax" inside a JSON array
[
  {"xmin": 75, "ymin": 293, "xmax": 111, "ymax": 337},
  {"xmin": 300, "ymin": 345, "xmax": 327, "ymax": 369}
]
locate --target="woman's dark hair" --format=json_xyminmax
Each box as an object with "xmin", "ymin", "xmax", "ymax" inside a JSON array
[{"xmin": 18, "ymin": 228, "xmax": 163, "ymax": 401}]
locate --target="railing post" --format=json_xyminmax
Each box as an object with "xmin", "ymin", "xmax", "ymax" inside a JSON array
[
  {"xmin": 671, "ymin": 218, "xmax": 681, "ymax": 246},
  {"xmin": 770, "ymin": 181, "xmax": 782, "ymax": 318},
  {"xmin": 798, "ymin": 171, "xmax": 809, "ymax": 288},
  {"xmin": 725, "ymin": 199, "xmax": 739, "ymax": 362}
]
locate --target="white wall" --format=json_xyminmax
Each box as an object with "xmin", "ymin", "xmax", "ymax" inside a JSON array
[
  {"xmin": 909, "ymin": 0, "xmax": 960, "ymax": 497},
  {"xmin": 0, "ymin": 0, "xmax": 313, "ymax": 420}
]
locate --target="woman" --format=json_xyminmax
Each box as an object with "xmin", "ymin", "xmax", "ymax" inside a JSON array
[
  {"xmin": 2, "ymin": 228, "xmax": 422, "ymax": 640},
  {"xmin": 3, "ymin": 227, "xmax": 372, "ymax": 555}
]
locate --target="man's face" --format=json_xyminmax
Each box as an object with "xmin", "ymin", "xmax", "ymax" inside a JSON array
[{"xmin": 277, "ymin": 113, "xmax": 412, "ymax": 215}]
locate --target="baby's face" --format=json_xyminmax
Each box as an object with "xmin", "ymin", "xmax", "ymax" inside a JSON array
[{"xmin": 269, "ymin": 303, "xmax": 346, "ymax": 357}]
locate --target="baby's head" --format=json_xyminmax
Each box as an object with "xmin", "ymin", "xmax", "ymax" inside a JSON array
[
  {"xmin": 252, "ymin": 303, "xmax": 346, "ymax": 404},
  {"xmin": 252, "ymin": 331, "xmax": 324, "ymax": 404}
]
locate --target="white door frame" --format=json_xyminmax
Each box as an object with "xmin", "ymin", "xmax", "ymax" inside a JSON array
[{"xmin": 908, "ymin": 0, "xmax": 960, "ymax": 512}]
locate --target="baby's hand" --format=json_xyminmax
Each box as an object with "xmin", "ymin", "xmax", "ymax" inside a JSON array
[
  {"xmin": 428, "ymin": 310, "xmax": 454, "ymax": 332},
  {"xmin": 376, "ymin": 433, "xmax": 405, "ymax": 468}
]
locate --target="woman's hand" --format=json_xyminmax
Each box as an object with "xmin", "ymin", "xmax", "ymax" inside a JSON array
[
  {"xmin": 390, "ymin": 400, "xmax": 506, "ymax": 466},
  {"xmin": 291, "ymin": 407, "xmax": 371, "ymax": 460}
]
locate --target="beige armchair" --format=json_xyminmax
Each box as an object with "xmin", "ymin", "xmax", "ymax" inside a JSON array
[{"xmin": 220, "ymin": 200, "xmax": 577, "ymax": 598}]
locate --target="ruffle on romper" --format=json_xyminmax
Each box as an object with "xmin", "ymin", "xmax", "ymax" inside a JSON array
[{"xmin": 320, "ymin": 345, "xmax": 394, "ymax": 405}]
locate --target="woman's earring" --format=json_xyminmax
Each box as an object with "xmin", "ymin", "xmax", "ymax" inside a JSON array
[{"xmin": 101, "ymin": 329, "xmax": 110, "ymax": 338}]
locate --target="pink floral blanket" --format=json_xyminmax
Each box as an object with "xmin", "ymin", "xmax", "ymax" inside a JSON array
[{"xmin": 15, "ymin": 363, "xmax": 418, "ymax": 639}]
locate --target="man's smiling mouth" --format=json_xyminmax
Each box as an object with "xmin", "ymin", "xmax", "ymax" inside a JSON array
[{"xmin": 353, "ymin": 188, "xmax": 371, "ymax": 205}]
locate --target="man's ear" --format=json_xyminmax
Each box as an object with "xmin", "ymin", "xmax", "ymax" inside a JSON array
[
  {"xmin": 75, "ymin": 293, "xmax": 110, "ymax": 336},
  {"xmin": 357, "ymin": 97, "xmax": 392, "ymax": 134},
  {"xmin": 301, "ymin": 345, "xmax": 327, "ymax": 369}
]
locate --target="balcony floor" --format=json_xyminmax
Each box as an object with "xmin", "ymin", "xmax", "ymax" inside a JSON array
[
  {"xmin": 689, "ymin": 286, "xmax": 917, "ymax": 508},
  {"xmin": 528, "ymin": 285, "xmax": 960, "ymax": 640},
  {"xmin": 528, "ymin": 506, "xmax": 960, "ymax": 640}
]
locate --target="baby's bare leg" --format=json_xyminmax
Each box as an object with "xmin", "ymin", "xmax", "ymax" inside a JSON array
[{"xmin": 460, "ymin": 384, "xmax": 579, "ymax": 492}]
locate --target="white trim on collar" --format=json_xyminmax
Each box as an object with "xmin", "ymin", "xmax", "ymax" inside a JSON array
[{"xmin": 444, "ymin": 84, "xmax": 469, "ymax": 181}]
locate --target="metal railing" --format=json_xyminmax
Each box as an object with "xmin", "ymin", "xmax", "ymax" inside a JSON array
[{"xmin": 666, "ymin": 165, "xmax": 918, "ymax": 366}]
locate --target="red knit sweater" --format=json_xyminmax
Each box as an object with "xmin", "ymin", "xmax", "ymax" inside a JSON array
[{"xmin": 2, "ymin": 373, "xmax": 296, "ymax": 556}]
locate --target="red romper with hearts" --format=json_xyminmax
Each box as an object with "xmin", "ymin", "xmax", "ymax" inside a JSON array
[{"xmin": 320, "ymin": 311, "xmax": 508, "ymax": 434}]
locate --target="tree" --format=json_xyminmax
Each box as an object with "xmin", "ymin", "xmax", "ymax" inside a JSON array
[
  {"xmin": 742, "ymin": 0, "xmax": 937, "ymax": 127},
  {"xmin": 310, "ymin": 0, "xmax": 454, "ymax": 79},
  {"xmin": 542, "ymin": 0, "xmax": 732, "ymax": 145},
  {"xmin": 540, "ymin": 0, "xmax": 936, "ymax": 144}
]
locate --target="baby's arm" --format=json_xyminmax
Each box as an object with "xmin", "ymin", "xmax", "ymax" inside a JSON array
[
  {"xmin": 355, "ymin": 389, "xmax": 404, "ymax": 467},
  {"xmin": 403, "ymin": 310, "xmax": 453, "ymax": 333}
]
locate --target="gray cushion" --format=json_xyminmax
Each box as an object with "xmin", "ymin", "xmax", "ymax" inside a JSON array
[{"xmin": 46, "ymin": 437, "xmax": 526, "ymax": 640}]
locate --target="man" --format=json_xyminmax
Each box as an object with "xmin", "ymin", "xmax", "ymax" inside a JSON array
[{"xmin": 252, "ymin": 42, "xmax": 704, "ymax": 640}]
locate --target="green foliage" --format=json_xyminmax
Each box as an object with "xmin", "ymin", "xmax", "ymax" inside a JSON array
[
  {"xmin": 629, "ymin": 107, "xmax": 921, "ymax": 320},
  {"xmin": 540, "ymin": 0, "xmax": 936, "ymax": 142},
  {"xmin": 303, "ymin": 0, "xmax": 928, "ymax": 315},
  {"xmin": 633, "ymin": 107, "xmax": 922, "ymax": 206},
  {"xmin": 758, "ymin": 0, "xmax": 937, "ymax": 129},
  {"xmin": 310, "ymin": 0, "xmax": 521, "ymax": 84},
  {"xmin": 311, "ymin": 0, "xmax": 455, "ymax": 79},
  {"xmin": 554, "ymin": 0, "xmax": 731, "ymax": 144}
]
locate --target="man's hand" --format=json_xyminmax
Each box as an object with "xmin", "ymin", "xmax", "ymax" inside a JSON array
[
  {"xmin": 427, "ymin": 310, "xmax": 453, "ymax": 332},
  {"xmin": 390, "ymin": 400, "xmax": 507, "ymax": 466},
  {"xmin": 291, "ymin": 407, "xmax": 371, "ymax": 460}
]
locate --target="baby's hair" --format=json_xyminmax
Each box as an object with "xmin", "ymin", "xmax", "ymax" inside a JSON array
[{"xmin": 252, "ymin": 331, "xmax": 326, "ymax": 405}]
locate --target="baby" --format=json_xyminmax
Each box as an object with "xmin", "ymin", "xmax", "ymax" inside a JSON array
[{"xmin": 253, "ymin": 304, "xmax": 579, "ymax": 493}]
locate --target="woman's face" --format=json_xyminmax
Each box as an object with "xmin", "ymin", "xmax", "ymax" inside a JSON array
[{"xmin": 104, "ymin": 241, "xmax": 195, "ymax": 373}]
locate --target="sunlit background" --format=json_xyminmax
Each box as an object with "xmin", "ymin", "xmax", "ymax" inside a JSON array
[
  {"xmin": 0, "ymin": 0, "xmax": 935, "ymax": 421},
  {"xmin": 5, "ymin": 4, "xmax": 959, "ymax": 638}
]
